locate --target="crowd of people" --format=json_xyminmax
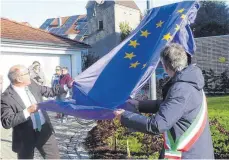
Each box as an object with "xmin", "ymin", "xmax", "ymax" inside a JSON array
[
  {"xmin": 29, "ymin": 62, "xmax": 74, "ymax": 122},
  {"xmin": 0, "ymin": 43, "xmax": 214, "ymax": 159}
]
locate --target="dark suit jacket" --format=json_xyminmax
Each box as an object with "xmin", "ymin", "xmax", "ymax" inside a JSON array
[
  {"xmin": 121, "ymin": 65, "xmax": 214, "ymax": 159},
  {"xmin": 1, "ymin": 80, "xmax": 66, "ymax": 153}
]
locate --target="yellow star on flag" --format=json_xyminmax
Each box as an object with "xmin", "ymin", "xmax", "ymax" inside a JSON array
[
  {"xmin": 181, "ymin": 14, "xmax": 186, "ymax": 19},
  {"xmin": 124, "ymin": 52, "xmax": 136, "ymax": 60},
  {"xmin": 177, "ymin": 8, "xmax": 185, "ymax": 13},
  {"xmin": 163, "ymin": 33, "xmax": 172, "ymax": 41},
  {"xmin": 141, "ymin": 30, "xmax": 151, "ymax": 38},
  {"xmin": 129, "ymin": 40, "xmax": 140, "ymax": 48},
  {"xmin": 175, "ymin": 24, "xmax": 180, "ymax": 31},
  {"xmin": 142, "ymin": 63, "xmax": 147, "ymax": 69},
  {"xmin": 156, "ymin": 20, "xmax": 164, "ymax": 28},
  {"xmin": 130, "ymin": 61, "xmax": 140, "ymax": 68}
]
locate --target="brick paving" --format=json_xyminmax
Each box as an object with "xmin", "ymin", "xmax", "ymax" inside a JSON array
[{"xmin": 1, "ymin": 112, "xmax": 96, "ymax": 159}]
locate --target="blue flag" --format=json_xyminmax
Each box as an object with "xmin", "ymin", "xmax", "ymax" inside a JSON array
[{"xmin": 39, "ymin": 1, "xmax": 200, "ymax": 120}]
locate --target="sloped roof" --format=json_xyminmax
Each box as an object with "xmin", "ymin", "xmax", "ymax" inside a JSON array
[
  {"xmin": 50, "ymin": 16, "xmax": 69, "ymax": 27},
  {"xmin": 40, "ymin": 15, "xmax": 87, "ymax": 36},
  {"xmin": 1, "ymin": 18, "xmax": 89, "ymax": 48},
  {"xmin": 66, "ymin": 15, "xmax": 87, "ymax": 35}
]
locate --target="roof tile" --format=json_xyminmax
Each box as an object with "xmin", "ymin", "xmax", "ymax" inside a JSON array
[{"xmin": 1, "ymin": 18, "xmax": 89, "ymax": 47}]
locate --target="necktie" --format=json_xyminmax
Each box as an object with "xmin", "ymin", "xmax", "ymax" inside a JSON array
[{"xmin": 25, "ymin": 87, "xmax": 42, "ymax": 132}]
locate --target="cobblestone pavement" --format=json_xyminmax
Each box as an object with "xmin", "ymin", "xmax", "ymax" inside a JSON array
[
  {"xmin": 1, "ymin": 112, "xmax": 96, "ymax": 159},
  {"xmin": 0, "ymin": 126, "xmax": 17, "ymax": 159}
]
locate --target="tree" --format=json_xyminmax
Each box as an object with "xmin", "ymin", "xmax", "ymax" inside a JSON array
[
  {"xmin": 119, "ymin": 21, "xmax": 132, "ymax": 42},
  {"xmin": 82, "ymin": 52, "xmax": 100, "ymax": 71},
  {"xmin": 219, "ymin": 69, "xmax": 229, "ymax": 94},
  {"xmin": 191, "ymin": 1, "xmax": 229, "ymax": 37}
]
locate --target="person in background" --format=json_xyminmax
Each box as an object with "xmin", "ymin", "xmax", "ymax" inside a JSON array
[
  {"xmin": 29, "ymin": 61, "xmax": 46, "ymax": 86},
  {"xmin": 59, "ymin": 67, "xmax": 73, "ymax": 89},
  {"xmin": 51, "ymin": 66, "xmax": 62, "ymax": 119},
  {"xmin": 1, "ymin": 65, "xmax": 67, "ymax": 159},
  {"xmin": 0, "ymin": 75, "xmax": 3, "ymax": 93},
  {"xmin": 51, "ymin": 66, "xmax": 62, "ymax": 88},
  {"xmin": 59, "ymin": 67, "xmax": 73, "ymax": 123}
]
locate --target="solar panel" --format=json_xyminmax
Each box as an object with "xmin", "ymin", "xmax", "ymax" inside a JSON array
[
  {"xmin": 56, "ymin": 15, "xmax": 79, "ymax": 35},
  {"xmin": 44, "ymin": 15, "xmax": 89, "ymax": 39},
  {"xmin": 77, "ymin": 16, "xmax": 87, "ymax": 23},
  {"xmin": 57, "ymin": 27, "xmax": 67, "ymax": 35},
  {"xmin": 78, "ymin": 29, "xmax": 87, "ymax": 36},
  {"xmin": 77, "ymin": 22, "xmax": 86, "ymax": 30},
  {"xmin": 74, "ymin": 15, "xmax": 88, "ymax": 42},
  {"xmin": 84, "ymin": 23, "xmax": 88, "ymax": 29},
  {"xmin": 75, "ymin": 35, "xmax": 82, "ymax": 41},
  {"xmin": 40, "ymin": 18, "xmax": 54, "ymax": 30},
  {"xmin": 49, "ymin": 27, "xmax": 60, "ymax": 34}
]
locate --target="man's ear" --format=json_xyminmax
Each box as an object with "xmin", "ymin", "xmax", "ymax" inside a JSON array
[{"xmin": 16, "ymin": 77, "xmax": 22, "ymax": 83}]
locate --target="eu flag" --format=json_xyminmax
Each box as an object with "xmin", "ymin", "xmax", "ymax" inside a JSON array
[{"xmin": 39, "ymin": 1, "xmax": 200, "ymax": 120}]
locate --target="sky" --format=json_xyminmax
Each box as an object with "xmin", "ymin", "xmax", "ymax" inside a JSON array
[{"xmin": 1, "ymin": 0, "xmax": 186, "ymax": 28}]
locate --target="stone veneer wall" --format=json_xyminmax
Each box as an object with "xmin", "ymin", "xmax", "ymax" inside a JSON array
[{"xmin": 193, "ymin": 35, "xmax": 229, "ymax": 73}]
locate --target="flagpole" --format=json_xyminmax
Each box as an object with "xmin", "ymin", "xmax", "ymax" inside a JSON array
[{"xmin": 147, "ymin": 0, "xmax": 157, "ymax": 100}]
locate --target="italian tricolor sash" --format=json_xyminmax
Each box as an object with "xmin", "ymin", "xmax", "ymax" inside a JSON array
[{"xmin": 163, "ymin": 90, "xmax": 208, "ymax": 159}]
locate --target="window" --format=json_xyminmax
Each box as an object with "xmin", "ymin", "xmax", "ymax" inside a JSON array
[{"xmin": 98, "ymin": 20, "xmax": 103, "ymax": 31}]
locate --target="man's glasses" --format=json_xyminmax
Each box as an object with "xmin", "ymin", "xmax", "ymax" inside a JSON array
[{"xmin": 20, "ymin": 71, "xmax": 30, "ymax": 77}]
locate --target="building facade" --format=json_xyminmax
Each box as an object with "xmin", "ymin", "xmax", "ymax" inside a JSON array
[
  {"xmin": 86, "ymin": 0, "xmax": 141, "ymax": 57},
  {"xmin": 0, "ymin": 18, "xmax": 89, "ymax": 91},
  {"xmin": 40, "ymin": 0, "xmax": 141, "ymax": 57}
]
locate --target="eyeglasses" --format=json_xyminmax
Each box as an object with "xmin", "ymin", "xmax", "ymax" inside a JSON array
[
  {"xmin": 20, "ymin": 71, "xmax": 30, "ymax": 77},
  {"xmin": 56, "ymin": 69, "xmax": 61, "ymax": 71}
]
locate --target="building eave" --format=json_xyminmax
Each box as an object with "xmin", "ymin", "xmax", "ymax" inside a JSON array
[{"xmin": 0, "ymin": 38, "xmax": 91, "ymax": 49}]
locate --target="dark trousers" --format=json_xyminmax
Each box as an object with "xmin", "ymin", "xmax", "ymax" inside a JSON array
[{"xmin": 17, "ymin": 123, "xmax": 60, "ymax": 159}]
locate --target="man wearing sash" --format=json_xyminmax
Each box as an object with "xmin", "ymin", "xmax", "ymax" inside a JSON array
[{"xmin": 114, "ymin": 43, "xmax": 214, "ymax": 159}]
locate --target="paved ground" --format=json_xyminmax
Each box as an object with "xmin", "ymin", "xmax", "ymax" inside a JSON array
[
  {"xmin": 1, "ymin": 112, "xmax": 96, "ymax": 159},
  {"xmin": 0, "ymin": 126, "xmax": 17, "ymax": 159}
]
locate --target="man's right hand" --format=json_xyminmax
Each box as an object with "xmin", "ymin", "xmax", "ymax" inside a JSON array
[{"xmin": 27, "ymin": 104, "xmax": 38, "ymax": 114}]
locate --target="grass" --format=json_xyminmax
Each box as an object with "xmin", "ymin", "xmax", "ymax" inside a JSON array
[
  {"xmin": 207, "ymin": 96, "xmax": 229, "ymax": 158},
  {"xmin": 207, "ymin": 95, "xmax": 229, "ymax": 130}
]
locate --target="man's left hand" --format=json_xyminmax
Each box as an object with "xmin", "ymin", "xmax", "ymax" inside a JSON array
[{"xmin": 113, "ymin": 109, "xmax": 125, "ymax": 120}]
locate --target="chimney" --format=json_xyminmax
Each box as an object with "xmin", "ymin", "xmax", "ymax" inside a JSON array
[{"xmin": 58, "ymin": 17, "xmax": 62, "ymax": 27}]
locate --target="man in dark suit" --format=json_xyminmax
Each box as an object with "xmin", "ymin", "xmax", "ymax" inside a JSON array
[{"xmin": 1, "ymin": 65, "xmax": 66, "ymax": 159}]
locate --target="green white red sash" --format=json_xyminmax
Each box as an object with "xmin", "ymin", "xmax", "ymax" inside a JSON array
[{"xmin": 163, "ymin": 90, "xmax": 208, "ymax": 159}]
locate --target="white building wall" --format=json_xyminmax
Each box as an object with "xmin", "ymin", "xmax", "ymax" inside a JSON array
[
  {"xmin": 0, "ymin": 43, "xmax": 82, "ymax": 91},
  {"xmin": 114, "ymin": 4, "xmax": 141, "ymax": 33}
]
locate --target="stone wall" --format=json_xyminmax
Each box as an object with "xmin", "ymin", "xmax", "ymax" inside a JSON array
[
  {"xmin": 86, "ymin": 1, "xmax": 141, "ymax": 57},
  {"xmin": 193, "ymin": 35, "xmax": 229, "ymax": 73}
]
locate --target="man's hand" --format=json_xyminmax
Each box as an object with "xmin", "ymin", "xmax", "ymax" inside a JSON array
[
  {"xmin": 67, "ymin": 80, "xmax": 74, "ymax": 88},
  {"xmin": 27, "ymin": 104, "xmax": 38, "ymax": 114},
  {"xmin": 113, "ymin": 109, "xmax": 125, "ymax": 120}
]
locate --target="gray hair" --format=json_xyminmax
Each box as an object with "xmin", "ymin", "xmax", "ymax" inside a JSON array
[
  {"xmin": 8, "ymin": 65, "xmax": 26, "ymax": 83},
  {"xmin": 160, "ymin": 43, "xmax": 188, "ymax": 72}
]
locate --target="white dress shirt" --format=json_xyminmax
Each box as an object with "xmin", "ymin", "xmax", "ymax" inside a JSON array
[{"xmin": 12, "ymin": 85, "xmax": 45, "ymax": 129}]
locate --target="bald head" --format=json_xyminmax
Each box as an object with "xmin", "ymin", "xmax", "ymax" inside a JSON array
[{"xmin": 8, "ymin": 65, "xmax": 31, "ymax": 86}]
